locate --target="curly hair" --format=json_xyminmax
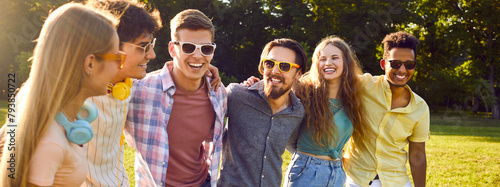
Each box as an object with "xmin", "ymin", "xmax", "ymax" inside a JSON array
[
  {"xmin": 382, "ymin": 31, "xmax": 419, "ymax": 60},
  {"xmin": 295, "ymin": 36, "xmax": 365, "ymax": 147}
]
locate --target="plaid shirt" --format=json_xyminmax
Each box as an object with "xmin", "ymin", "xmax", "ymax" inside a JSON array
[{"xmin": 124, "ymin": 63, "xmax": 227, "ymax": 187}]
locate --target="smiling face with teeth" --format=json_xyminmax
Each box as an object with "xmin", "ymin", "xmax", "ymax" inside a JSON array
[
  {"xmin": 263, "ymin": 46, "xmax": 300, "ymax": 99},
  {"xmin": 111, "ymin": 33, "xmax": 156, "ymax": 84},
  {"xmin": 381, "ymin": 47, "xmax": 416, "ymax": 87},
  {"xmin": 319, "ymin": 44, "xmax": 344, "ymax": 85},
  {"xmin": 169, "ymin": 29, "xmax": 214, "ymax": 90}
]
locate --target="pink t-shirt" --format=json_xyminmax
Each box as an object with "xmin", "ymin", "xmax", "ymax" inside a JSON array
[
  {"xmin": 165, "ymin": 77, "xmax": 215, "ymax": 187},
  {"xmin": 29, "ymin": 120, "xmax": 88, "ymax": 186}
]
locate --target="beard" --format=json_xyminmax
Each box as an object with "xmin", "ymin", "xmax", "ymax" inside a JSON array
[{"xmin": 264, "ymin": 74, "xmax": 292, "ymax": 99}]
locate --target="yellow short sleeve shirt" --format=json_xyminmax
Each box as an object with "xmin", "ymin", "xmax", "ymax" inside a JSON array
[{"xmin": 344, "ymin": 74, "xmax": 430, "ymax": 187}]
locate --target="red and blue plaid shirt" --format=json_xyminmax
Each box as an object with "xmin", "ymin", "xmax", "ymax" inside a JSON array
[{"xmin": 124, "ymin": 63, "xmax": 227, "ymax": 186}]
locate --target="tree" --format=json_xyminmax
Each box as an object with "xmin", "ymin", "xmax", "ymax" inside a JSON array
[
  {"xmin": 0, "ymin": 0, "xmax": 72, "ymax": 99},
  {"xmin": 445, "ymin": 0, "xmax": 500, "ymax": 118},
  {"xmin": 405, "ymin": 0, "xmax": 499, "ymax": 118}
]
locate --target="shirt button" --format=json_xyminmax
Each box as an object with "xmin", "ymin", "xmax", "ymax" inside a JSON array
[
  {"xmin": 267, "ymin": 136, "xmax": 269, "ymax": 139},
  {"xmin": 160, "ymin": 182, "xmax": 164, "ymax": 185},
  {"xmin": 262, "ymin": 175, "xmax": 264, "ymax": 178},
  {"xmin": 162, "ymin": 162, "xmax": 166, "ymax": 165},
  {"xmin": 264, "ymin": 156, "xmax": 267, "ymax": 159}
]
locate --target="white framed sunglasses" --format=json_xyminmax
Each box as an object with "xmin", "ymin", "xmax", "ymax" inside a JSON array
[{"xmin": 172, "ymin": 41, "xmax": 216, "ymax": 56}]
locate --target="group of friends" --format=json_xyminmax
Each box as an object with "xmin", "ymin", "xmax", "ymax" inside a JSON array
[{"xmin": 0, "ymin": 0, "xmax": 430, "ymax": 187}]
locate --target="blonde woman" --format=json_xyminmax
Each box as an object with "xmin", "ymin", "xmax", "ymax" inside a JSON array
[
  {"xmin": 0, "ymin": 3, "xmax": 122, "ymax": 186},
  {"xmin": 283, "ymin": 36, "xmax": 365, "ymax": 186}
]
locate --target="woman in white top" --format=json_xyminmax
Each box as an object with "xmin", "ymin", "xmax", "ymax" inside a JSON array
[{"xmin": 0, "ymin": 3, "xmax": 122, "ymax": 186}]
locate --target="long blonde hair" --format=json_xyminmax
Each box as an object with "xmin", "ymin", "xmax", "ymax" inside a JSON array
[
  {"xmin": 295, "ymin": 36, "xmax": 365, "ymax": 146},
  {"xmin": 0, "ymin": 3, "xmax": 117, "ymax": 186}
]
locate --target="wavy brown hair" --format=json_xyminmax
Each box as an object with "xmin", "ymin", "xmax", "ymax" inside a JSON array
[{"xmin": 295, "ymin": 36, "xmax": 365, "ymax": 146}]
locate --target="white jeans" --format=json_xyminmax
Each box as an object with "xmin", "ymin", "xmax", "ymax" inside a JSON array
[{"xmin": 346, "ymin": 175, "xmax": 412, "ymax": 187}]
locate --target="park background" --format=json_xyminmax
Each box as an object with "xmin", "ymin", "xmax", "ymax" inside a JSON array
[{"xmin": 0, "ymin": 0, "xmax": 499, "ymax": 186}]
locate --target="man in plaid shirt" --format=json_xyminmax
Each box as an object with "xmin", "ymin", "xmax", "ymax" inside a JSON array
[{"xmin": 125, "ymin": 9, "xmax": 226, "ymax": 187}]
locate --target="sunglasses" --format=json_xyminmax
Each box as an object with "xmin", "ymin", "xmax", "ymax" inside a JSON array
[
  {"xmin": 95, "ymin": 51, "xmax": 127, "ymax": 68},
  {"xmin": 122, "ymin": 38, "xmax": 156, "ymax": 54},
  {"xmin": 263, "ymin": 59, "xmax": 300, "ymax": 73},
  {"xmin": 388, "ymin": 59, "xmax": 417, "ymax": 70},
  {"xmin": 172, "ymin": 41, "xmax": 216, "ymax": 56}
]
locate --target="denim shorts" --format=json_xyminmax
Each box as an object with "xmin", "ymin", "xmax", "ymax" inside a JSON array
[{"xmin": 284, "ymin": 152, "xmax": 346, "ymax": 187}]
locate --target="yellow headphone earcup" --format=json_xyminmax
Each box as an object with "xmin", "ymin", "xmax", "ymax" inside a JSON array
[
  {"xmin": 112, "ymin": 82, "xmax": 130, "ymax": 101},
  {"xmin": 124, "ymin": 77, "xmax": 133, "ymax": 88}
]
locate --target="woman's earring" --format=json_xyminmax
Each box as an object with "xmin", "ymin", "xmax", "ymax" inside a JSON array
[{"xmin": 89, "ymin": 71, "xmax": 93, "ymax": 75}]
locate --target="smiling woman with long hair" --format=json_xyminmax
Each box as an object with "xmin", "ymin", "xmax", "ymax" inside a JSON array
[
  {"xmin": 284, "ymin": 36, "xmax": 366, "ymax": 187},
  {"xmin": 0, "ymin": 3, "xmax": 121, "ymax": 186}
]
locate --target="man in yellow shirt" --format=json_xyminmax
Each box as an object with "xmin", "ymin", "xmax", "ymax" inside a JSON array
[{"xmin": 345, "ymin": 31, "xmax": 430, "ymax": 187}]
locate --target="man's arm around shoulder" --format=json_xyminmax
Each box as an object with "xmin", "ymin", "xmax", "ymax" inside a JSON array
[{"xmin": 409, "ymin": 141, "xmax": 426, "ymax": 187}]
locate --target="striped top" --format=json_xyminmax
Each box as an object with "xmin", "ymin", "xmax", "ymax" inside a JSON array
[{"xmin": 84, "ymin": 94, "xmax": 131, "ymax": 187}]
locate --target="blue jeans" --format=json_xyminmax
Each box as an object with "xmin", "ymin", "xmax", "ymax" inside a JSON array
[{"xmin": 284, "ymin": 152, "xmax": 346, "ymax": 187}]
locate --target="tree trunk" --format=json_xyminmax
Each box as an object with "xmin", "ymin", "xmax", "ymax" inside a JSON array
[
  {"xmin": 489, "ymin": 65, "xmax": 500, "ymax": 119},
  {"xmin": 493, "ymin": 105, "xmax": 499, "ymax": 119}
]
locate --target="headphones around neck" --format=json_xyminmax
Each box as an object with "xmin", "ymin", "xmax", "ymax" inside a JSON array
[
  {"xmin": 108, "ymin": 78, "xmax": 132, "ymax": 101},
  {"xmin": 55, "ymin": 100, "xmax": 98, "ymax": 144}
]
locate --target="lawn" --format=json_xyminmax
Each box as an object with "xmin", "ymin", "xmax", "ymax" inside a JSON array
[
  {"xmin": 1, "ymin": 101, "xmax": 499, "ymax": 186},
  {"xmin": 0, "ymin": 100, "xmax": 7, "ymax": 124}
]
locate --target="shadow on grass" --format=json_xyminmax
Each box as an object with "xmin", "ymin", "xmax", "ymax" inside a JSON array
[
  {"xmin": 429, "ymin": 112, "xmax": 500, "ymax": 142},
  {"xmin": 431, "ymin": 111, "xmax": 500, "ymax": 126},
  {"xmin": 430, "ymin": 119, "xmax": 500, "ymax": 143}
]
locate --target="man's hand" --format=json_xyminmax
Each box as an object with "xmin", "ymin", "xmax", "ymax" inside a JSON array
[
  {"xmin": 206, "ymin": 64, "xmax": 221, "ymax": 92},
  {"xmin": 240, "ymin": 76, "xmax": 260, "ymax": 87}
]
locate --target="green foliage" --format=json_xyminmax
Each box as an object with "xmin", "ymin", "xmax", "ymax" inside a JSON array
[
  {"xmin": 15, "ymin": 51, "xmax": 33, "ymax": 84},
  {"xmin": 0, "ymin": 0, "xmax": 74, "ymax": 100},
  {"xmin": 220, "ymin": 72, "xmax": 238, "ymax": 86},
  {"xmin": 1, "ymin": 0, "xmax": 498, "ymax": 117},
  {"xmin": 0, "ymin": 100, "xmax": 7, "ymax": 123},
  {"xmin": 475, "ymin": 79, "xmax": 499, "ymax": 112}
]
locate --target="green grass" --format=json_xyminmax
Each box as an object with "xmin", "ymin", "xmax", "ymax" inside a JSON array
[
  {"xmin": 0, "ymin": 100, "xmax": 7, "ymax": 124},
  {"xmin": 1, "ymin": 101, "xmax": 499, "ymax": 186},
  {"xmin": 425, "ymin": 115, "xmax": 500, "ymax": 186},
  {"xmin": 123, "ymin": 143, "xmax": 136, "ymax": 187}
]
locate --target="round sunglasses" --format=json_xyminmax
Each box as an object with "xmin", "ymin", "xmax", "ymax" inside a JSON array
[
  {"xmin": 172, "ymin": 41, "xmax": 216, "ymax": 56},
  {"xmin": 121, "ymin": 38, "xmax": 156, "ymax": 54}
]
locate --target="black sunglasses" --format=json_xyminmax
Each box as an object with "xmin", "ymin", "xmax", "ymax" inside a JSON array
[
  {"xmin": 388, "ymin": 59, "xmax": 417, "ymax": 70},
  {"xmin": 172, "ymin": 41, "xmax": 216, "ymax": 56}
]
